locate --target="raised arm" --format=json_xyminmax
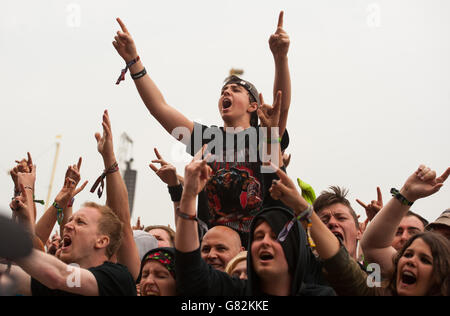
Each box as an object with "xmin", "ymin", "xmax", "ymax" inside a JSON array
[
  {"xmin": 149, "ymin": 148, "xmax": 183, "ymax": 226},
  {"xmin": 15, "ymin": 249, "xmax": 99, "ymax": 295},
  {"xmin": 175, "ymin": 146, "xmax": 211, "ymax": 252},
  {"xmin": 361, "ymin": 165, "xmax": 450, "ymax": 278},
  {"xmin": 94, "ymin": 110, "xmax": 140, "ymax": 281},
  {"xmin": 269, "ymin": 11, "xmax": 291, "ymax": 137},
  {"xmin": 269, "ymin": 166, "xmax": 340, "ymax": 259},
  {"xmin": 257, "ymin": 91, "xmax": 284, "ymax": 168},
  {"xmin": 35, "ymin": 159, "xmax": 87, "ymax": 244},
  {"xmin": 10, "ymin": 153, "xmax": 36, "ymax": 221},
  {"xmin": 113, "ymin": 18, "xmax": 193, "ymax": 142},
  {"xmin": 10, "ymin": 182, "xmax": 35, "ymax": 236}
]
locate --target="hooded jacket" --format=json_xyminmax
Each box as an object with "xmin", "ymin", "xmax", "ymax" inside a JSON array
[{"xmin": 175, "ymin": 207, "xmax": 335, "ymax": 296}]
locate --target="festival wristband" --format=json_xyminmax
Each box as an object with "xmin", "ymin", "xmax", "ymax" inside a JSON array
[
  {"xmin": 116, "ymin": 56, "xmax": 140, "ymax": 84},
  {"xmin": 176, "ymin": 207, "xmax": 209, "ymax": 234},
  {"xmin": 67, "ymin": 197, "xmax": 75, "ymax": 208},
  {"xmin": 53, "ymin": 201, "xmax": 64, "ymax": 225},
  {"xmin": 168, "ymin": 184, "xmax": 183, "ymax": 202},
  {"xmin": 131, "ymin": 68, "xmax": 147, "ymax": 80},
  {"xmin": 390, "ymin": 188, "xmax": 414, "ymax": 206},
  {"xmin": 90, "ymin": 162, "xmax": 119, "ymax": 198},
  {"xmin": 265, "ymin": 137, "xmax": 281, "ymax": 144}
]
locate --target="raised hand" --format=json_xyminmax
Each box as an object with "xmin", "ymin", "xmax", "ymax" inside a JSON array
[
  {"xmin": 95, "ymin": 110, "xmax": 115, "ymax": 161},
  {"xmin": 132, "ymin": 217, "xmax": 144, "ymax": 231},
  {"xmin": 257, "ymin": 91, "xmax": 282, "ymax": 130},
  {"xmin": 10, "ymin": 152, "xmax": 34, "ymax": 191},
  {"xmin": 269, "ymin": 11, "xmax": 290, "ymax": 60},
  {"xmin": 10, "ymin": 184, "xmax": 32, "ymax": 224},
  {"xmin": 356, "ymin": 187, "xmax": 383, "ymax": 222},
  {"xmin": 149, "ymin": 148, "xmax": 180, "ymax": 186},
  {"xmin": 54, "ymin": 177, "xmax": 79, "ymax": 208},
  {"xmin": 269, "ymin": 164, "xmax": 308, "ymax": 212},
  {"xmin": 400, "ymin": 165, "xmax": 450, "ymax": 202},
  {"xmin": 113, "ymin": 18, "xmax": 139, "ymax": 63},
  {"xmin": 17, "ymin": 164, "xmax": 37, "ymax": 192},
  {"xmin": 182, "ymin": 145, "xmax": 211, "ymax": 198}
]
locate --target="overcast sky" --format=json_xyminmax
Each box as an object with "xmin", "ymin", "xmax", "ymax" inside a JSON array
[{"xmin": 1, "ymin": 0, "xmax": 449, "ymax": 233}]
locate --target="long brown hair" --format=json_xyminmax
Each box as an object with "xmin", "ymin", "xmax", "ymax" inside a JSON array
[{"xmin": 388, "ymin": 231, "xmax": 450, "ymax": 296}]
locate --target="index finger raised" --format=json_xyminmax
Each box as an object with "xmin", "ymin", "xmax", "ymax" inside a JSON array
[
  {"xmin": 27, "ymin": 152, "xmax": 33, "ymax": 167},
  {"xmin": 277, "ymin": 11, "xmax": 284, "ymax": 29},
  {"xmin": 154, "ymin": 148, "xmax": 163, "ymax": 160},
  {"xmin": 356, "ymin": 199, "xmax": 368, "ymax": 209},
  {"xmin": 376, "ymin": 187, "xmax": 383, "ymax": 204},
  {"xmin": 193, "ymin": 144, "xmax": 208, "ymax": 161},
  {"xmin": 116, "ymin": 17, "xmax": 129, "ymax": 33}
]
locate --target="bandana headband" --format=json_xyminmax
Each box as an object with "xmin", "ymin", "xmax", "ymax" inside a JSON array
[{"xmin": 144, "ymin": 251, "xmax": 175, "ymax": 278}]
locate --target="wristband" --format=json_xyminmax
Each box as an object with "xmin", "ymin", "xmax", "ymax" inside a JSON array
[
  {"xmin": 131, "ymin": 67, "xmax": 147, "ymax": 80},
  {"xmin": 90, "ymin": 162, "xmax": 119, "ymax": 198},
  {"xmin": 277, "ymin": 204, "xmax": 316, "ymax": 248},
  {"xmin": 67, "ymin": 197, "xmax": 75, "ymax": 208},
  {"xmin": 175, "ymin": 207, "xmax": 209, "ymax": 234},
  {"xmin": 53, "ymin": 201, "xmax": 64, "ymax": 225},
  {"xmin": 168, "ymin": 184, "xmax": 183, "ymax": 202},
  {"xmin": 265, "ymin": 137, "xmax": 281, "ymax": 144},
  {"xmin": 390, "ymin": 188, "xmax": 414, "ymax": 206},
  {"xmin": 116, "ymin": 56, "xmax": 140, "ymax": 85},
  {"xmin": 175, "ymin": 207, "xmax": 197, "ymax": 222}
]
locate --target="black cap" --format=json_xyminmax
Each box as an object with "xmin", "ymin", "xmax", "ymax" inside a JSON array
[{"xmin": 223, "ymin": 75, "xmax": 260, "ymax": 106}]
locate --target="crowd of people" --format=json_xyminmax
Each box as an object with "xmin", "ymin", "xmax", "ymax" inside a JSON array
[{"xmin": 0, "ymin": 11, "xmax": 449, "ymax": 297}]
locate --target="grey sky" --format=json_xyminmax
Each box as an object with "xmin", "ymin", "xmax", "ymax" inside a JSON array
[{"xmin": 1, "ymin": 0, "xmax": 449, "ymax": 233}]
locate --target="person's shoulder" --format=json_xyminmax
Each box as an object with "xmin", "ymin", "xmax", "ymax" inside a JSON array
[
  {"xmin": 90, "ymin": 261, "xmax": 131, "ymax": 275},
  {"xmin": 89, "ymin": 262, "xmax": 137, "ymax": 296}
]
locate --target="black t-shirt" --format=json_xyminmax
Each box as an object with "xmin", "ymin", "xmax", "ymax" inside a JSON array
[
  {"xmin": 186, "ymin": 122, "xmax": 289, "ymax": 246},
  {"xmin": 31, "ymin": 262, "xmax": 137, "ymax": 296}
]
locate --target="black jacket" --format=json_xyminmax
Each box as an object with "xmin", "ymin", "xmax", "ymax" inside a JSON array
[{"xmin": 175, "ymin": 207, "xmax": 335, "ymax": 296}]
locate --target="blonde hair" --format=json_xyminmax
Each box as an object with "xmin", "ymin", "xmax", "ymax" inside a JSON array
[
  {"xmin": 225, "ymin": 251, "xmax": 248, "ymax": 276},
  {"xmin": 82, "ymin": 202, "xmax": 123, "ymax": 259},
  {"xmin": 144, "ymin": 225, "xmax": 176, "ymax": 246}
]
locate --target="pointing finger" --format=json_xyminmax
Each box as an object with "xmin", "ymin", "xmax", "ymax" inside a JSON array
[
  {"xmin": 116, "ymin": 17, "xmax": 129, "ymax": 34},
  {"xmin": 277, "ymin": 11, "xmax": 284, "ymax": 30},
  {"xmin": 356, "ymin": 199, "xmax": 368, "ymax": 209},
  {"xmin": 77, "ymin": 157, "xmax": 82, "ymax": 171},
  {"xmin": 27, "ymin": 152, "xmax": 33, "ymax": 167},
  {"xmin": 154, "ymin": 148, "xmax": 163, "ymax": 160},
  {"xmin": 376, "ymin": 187, "xmax": 383, "ymax": 204}
]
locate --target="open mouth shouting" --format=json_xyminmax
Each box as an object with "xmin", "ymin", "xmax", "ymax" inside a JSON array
[
  {"xmin": 331, "ymin": 231, "xmax": 344, "ymax": 243},
  {"xmin": 399, "ymin": 270, "xmax": 417, "ymax": 287},
  {"xmin": 62, "ymin": 235, "xmax": 73, "ymax": 251},
  {"xmin": 222, "ymin": 98, "xmax": 232, "ymax": 110},
  {"xmin": 259, "ymin": 251, "xmax": 274, "ymax": 263}
]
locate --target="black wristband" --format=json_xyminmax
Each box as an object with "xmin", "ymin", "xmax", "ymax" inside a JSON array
[
  {"xmin": 131, "ymin": 67, "xmax": 147, "ymax": 80},
  {"xmin": 168, "ymin": 184, "xmax": 183, "ymax": 202},
  {"xmin": 390, "ymin": 188, "xmax": 414, "ymax": 206}
]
